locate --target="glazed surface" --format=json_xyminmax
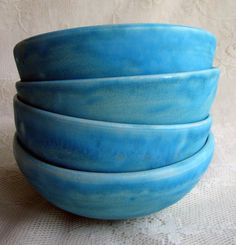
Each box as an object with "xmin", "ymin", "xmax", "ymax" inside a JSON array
[
  {"xmin": 17, "ymin": 69, "xmax": 219, "ymax": 124},
  {"xmin": 14, "ymin": 96, "xmax": 211, "ymax": 172},
  {"xmin": 14, "ymin": 23, "xmax": 216, "ymax": 81},
  {"xmin": 13, "ymin": 134, "xmax": 214, "ymax": 220}
]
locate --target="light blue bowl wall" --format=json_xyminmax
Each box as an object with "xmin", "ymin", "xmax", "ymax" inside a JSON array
[
  {"xmin": 14, "ymin": 23, "xmax": 216, "ymax": 81},
  {"xmin": 14, "ymin": 96, "xmax": 211, "ymax": 172},
  {"xmin": 16, "ymin": 68, "xmax": 219, "ymax": 124},
  {"xmin": 14, "ymin": 134, "xmax": 214, "ymax": 220}
]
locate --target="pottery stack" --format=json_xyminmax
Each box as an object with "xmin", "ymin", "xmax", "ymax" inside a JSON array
[{"xmin": 13, "ymin": 24, "xmax": 219, "ymax": 220}]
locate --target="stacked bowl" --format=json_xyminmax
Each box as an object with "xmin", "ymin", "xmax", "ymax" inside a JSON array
[{"xmin": 13, "ymin": 24, "xmax": 219, "ymax": 220}]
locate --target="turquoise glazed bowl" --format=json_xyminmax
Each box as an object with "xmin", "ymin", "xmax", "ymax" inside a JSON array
[
  {"xmin": 14, "ymin": 23, "xmax": 216, "ymax": 81},
  {"xmin": 14, "ymin": 96, "xmax": 211, "ymax": 173},
  {"xmin": 16, "ymin": 68, "xmax": 219, "ymax": 124},
  {"xmin": 14, "ymin": 134, "xmax": 214, "ymax": 220}
]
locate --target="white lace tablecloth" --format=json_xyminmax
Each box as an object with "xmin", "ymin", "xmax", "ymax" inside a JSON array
[{"xmin": 1, "ymin": 0, "xmax": 236, "ymax": 244}]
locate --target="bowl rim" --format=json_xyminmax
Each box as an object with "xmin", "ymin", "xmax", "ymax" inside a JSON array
[
  {"xmin": 14, "ymin": 132, "xmax": 214, "ymax": 179},
  {"xmin": 16, "ymin": 68, "xmax": 220, "ymax": 85},
  {"xmin": 14, "ymin": 95, "xmax": 212, "ymax": 129},
  {"xmin": 14, "ymin": 23, "xmax": 216, "ymax": 50}
]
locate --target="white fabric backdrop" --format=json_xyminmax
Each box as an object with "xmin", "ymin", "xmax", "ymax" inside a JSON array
[{"xmin": 1, "ymin": 0, "xmax": 236, "ymax": 244}]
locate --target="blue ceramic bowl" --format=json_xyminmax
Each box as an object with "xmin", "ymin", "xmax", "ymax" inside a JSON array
[
  {"xmin": 14, "ymin": 133, "xmax": 214, "ymax": 220},
  {"xmin": 14, "ymin": 96, "xmax": 211, "ymax": 173},
  {"xmin": 14, "ymin": 23, "xmax": 216, "ymax": 81},
  {"xmin": 16, "ymin": 68, "xmax": 219, "ymax": 124}
]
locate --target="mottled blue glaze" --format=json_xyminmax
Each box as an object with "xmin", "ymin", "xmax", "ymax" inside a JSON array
[
  {"xmin": 16, "ymin": 69, "xmax": 219, "ymax": 124},
  {"xmin": 14, "ymin": 23, "xmax": 216, "ymax": 81},
  {"xmin": 14, "ymin": 96, "xmax": 211, "ymax": 172},
  {"xmin": 13, "ymin": 134, "xmax": 214, "ymax": 220}
]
